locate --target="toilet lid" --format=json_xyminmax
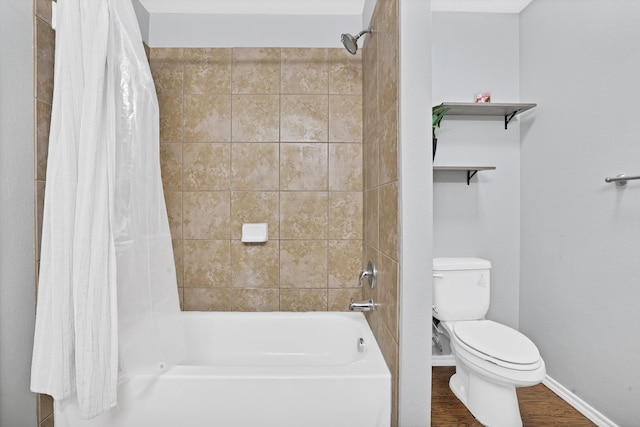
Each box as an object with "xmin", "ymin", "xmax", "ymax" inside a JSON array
[{"xmin": 453, "ymin": 320, "xmax": 540, "ymax": 365}]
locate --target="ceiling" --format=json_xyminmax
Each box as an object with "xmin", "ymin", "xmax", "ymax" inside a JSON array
[
  {"xmin": 138, "ymin": 0, "xmax": 534, "ymax": 15},
  {"xmin": 137, "ymin": 0, "xmax": 366, "ymax": 15},
  {"xmin": 135, "ymin": 0, "xmax": 534, "ymax": 48},
  {"xmin": 432, "ymin": 0, "xmax": 533, "ymax": 13}
]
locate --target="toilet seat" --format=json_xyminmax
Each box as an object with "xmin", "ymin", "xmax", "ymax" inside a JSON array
[{"xmin": 452, "ymin": 320, "xmax": 542, "ymax": 371}]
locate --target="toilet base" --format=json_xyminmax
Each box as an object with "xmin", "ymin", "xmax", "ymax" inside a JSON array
[{"xmin": 449, "ymin": 361, "xmax": 523, "ymax": 427}]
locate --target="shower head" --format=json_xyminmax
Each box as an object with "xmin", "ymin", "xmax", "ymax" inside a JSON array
[{"xmin": 340, "ymin": 28, "xmax": 372, "ymax": 55}]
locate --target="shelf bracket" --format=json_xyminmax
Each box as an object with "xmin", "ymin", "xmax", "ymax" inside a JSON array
[
  {"xmin": 466, "ymin": 170, "xmax": 478, "ymax": 185},
  {"xmin": 504, "ymin": 109, "xmax": 521, "ymax": 129}
]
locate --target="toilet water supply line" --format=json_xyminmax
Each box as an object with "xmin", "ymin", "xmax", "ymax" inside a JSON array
[{"xmin": 432, "ymin": 319, "xmax": 443, "ymax": 353}]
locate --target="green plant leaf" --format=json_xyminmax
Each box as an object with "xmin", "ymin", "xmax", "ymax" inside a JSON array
[{"xmin": 432, "ymin": 104, "xmax": 450, "ymax": 138}]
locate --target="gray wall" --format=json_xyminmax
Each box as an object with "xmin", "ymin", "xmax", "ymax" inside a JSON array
[
  {"xmin": 0, "ymin": 0, "xmax": 37, "ymax": 426},
  {"xmin": 520, "ymin": 1, "xmax": 640, "ymax": 425},
  {"xmin": 432, "ymin": 12, "xmax": 521, "ymax": 329},
  {"xmin": 399, "ymin": 0, "xmax": 433, "ymax": 424}
]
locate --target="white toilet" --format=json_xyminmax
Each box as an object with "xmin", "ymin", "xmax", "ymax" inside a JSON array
[{"xmin": 432, "ymin": 257, "xmax": 546, "ymax": 427}]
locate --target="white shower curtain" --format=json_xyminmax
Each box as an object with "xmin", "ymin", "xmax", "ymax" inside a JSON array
[{"xmin": 31, "ymin": 0, "xmax": 184, "ymax": 419}]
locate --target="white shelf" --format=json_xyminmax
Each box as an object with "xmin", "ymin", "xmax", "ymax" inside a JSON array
[
  {"xmin": 433, "ymin": 166, "xmax": 496, "ymax": 185},
  {"xmin": 431, "ymin": 102, "xmax": 534, "ymax": 183},
  {"xmin": 438, "ymin": 102, "xmax": 537, "ymax": 129}
]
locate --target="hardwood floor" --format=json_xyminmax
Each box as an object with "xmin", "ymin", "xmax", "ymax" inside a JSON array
[{"xmin": 432, "ymin": 367, "xmax": 596, "ymax": 426}]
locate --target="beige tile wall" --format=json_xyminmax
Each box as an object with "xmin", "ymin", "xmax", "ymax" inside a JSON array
[
  {"xmin": 150, "ymin": 47, "xmax": 364, "ymax": 312},
  {"xmin": 362, "ymin": 0, "xmax": 401, "ymax": 425}
]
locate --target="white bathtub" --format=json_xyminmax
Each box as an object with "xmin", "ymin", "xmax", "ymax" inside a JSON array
[{"xmin": 55, "ymin": 311, "xmax": 391, "ymax": 427}]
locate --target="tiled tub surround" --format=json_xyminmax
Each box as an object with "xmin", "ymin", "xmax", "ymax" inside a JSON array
[
  {"xmin": 53, "ymin": 312, "xmax": 390, "ymax": 427},
  {"xmin": 362, "ymin": 0, "xmax": 401, "ymax": 425},
  {"xmin": 150, "ymin": 48, "xmax": 364, "ymax": 312}
]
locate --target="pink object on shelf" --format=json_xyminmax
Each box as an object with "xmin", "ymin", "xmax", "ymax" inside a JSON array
[{"xmin": 475, "ymin": 92, "xmax": 491, "ymax": 103}]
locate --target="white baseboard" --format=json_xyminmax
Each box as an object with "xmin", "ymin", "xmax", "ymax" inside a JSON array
[
  {"xmin": 431, "ymin": 354, "xmax": 456, "ymax": 366},
  {"xmin": 542, "ymin": 375, "xmax": 618, "ymax": 427}
]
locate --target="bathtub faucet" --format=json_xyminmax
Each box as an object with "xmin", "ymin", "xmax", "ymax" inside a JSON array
[{"xmin": 349, "ymin": 298, "xmax": 376, "ymax": 312}]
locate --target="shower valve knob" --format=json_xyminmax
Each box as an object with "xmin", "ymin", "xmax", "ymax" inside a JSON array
[{"xmin": 358, "ymin": 260, "xmax": 377, "ymax": 288}]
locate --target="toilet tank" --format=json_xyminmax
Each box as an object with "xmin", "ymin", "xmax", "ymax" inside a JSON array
[{"xmin": 432, "ymin": 258, "xmax": 491, "ymax": 321}]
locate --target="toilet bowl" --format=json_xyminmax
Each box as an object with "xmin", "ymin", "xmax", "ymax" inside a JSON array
[
  {"xmin": 439, "ymin": 320, "xmax": 546, "ymax": 427},
  {"xmin": 433, "ymin": 258, "xmax": 546, "ymax": 427}
]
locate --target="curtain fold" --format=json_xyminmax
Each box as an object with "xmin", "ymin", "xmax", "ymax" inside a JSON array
[{"xmin": 31, "ymin": 0, "xmax": 184, "ymax": 419}]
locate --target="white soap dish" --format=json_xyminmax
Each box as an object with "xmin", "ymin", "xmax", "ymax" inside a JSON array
[{"xmin": 241, "ymin": 223, "xmax": 268, "ymax": 243}]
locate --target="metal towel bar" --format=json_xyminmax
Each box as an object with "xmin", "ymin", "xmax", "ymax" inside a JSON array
[{"xmin": 604, "ymin": 174, "xmax": 640, "ymax": 186}]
